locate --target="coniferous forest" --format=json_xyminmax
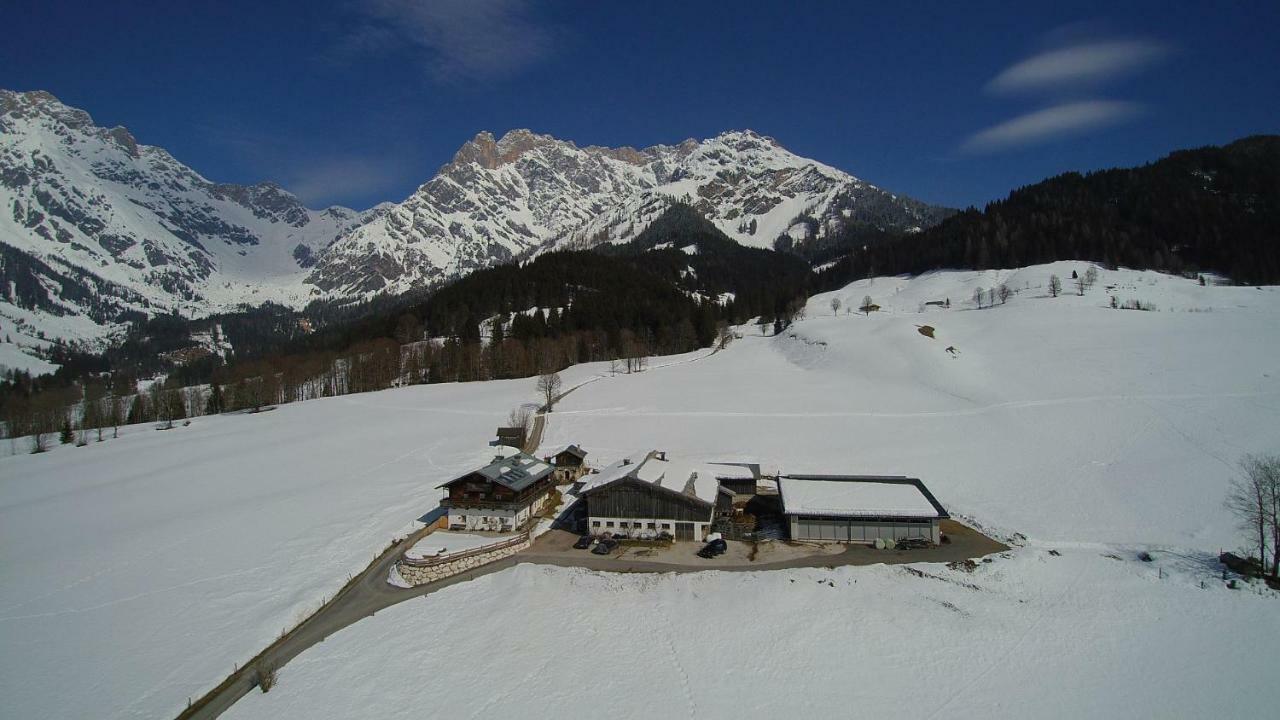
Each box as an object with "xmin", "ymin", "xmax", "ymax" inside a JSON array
[{"xmin": 815, "ymin": 136, "xmax": 1280, "ymax": 290}]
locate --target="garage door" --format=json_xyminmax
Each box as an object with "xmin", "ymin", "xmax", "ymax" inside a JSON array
[{"xmin": 675, "ymin": 522, "xmax": 695, "ymax": 540}]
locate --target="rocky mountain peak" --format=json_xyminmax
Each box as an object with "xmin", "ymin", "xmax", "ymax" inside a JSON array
[{"xmin": 1, "ymin": 89, "xmax": 96, "ymax": 130}]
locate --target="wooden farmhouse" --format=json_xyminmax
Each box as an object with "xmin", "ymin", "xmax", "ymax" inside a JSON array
[
  {"xmin": 438, "ymin": 451, "xmax": 556, "ymax": 532},
  {"xmin": 777, "ymin": 475, "xmax": 948, "ymax": 544},
  {"xmin": 579, "ymin": 450, "xmax": 734, "ymax": 541},
  {"xmin": 544, "ymin": 444, "xmax": 589, "ymax": 482}
]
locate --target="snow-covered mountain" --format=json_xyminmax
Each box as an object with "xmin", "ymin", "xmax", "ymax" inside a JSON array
[
  {"xmin": 311, "ymin": 128, "xmax": 949, "ymax": 297},
  {"xmin": 0, "ymin": 90, "xmax": 383, "ymax": 354},
  {"xmin": 0, "ymin": 90, "xmax": 947, "ymax": 364}
]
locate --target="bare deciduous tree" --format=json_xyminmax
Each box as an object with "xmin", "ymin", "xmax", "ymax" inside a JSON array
[
  {"xmin": 1226, "ymin": 454, "xmax": 1280, "ymax": 577},
  {"xmin": 861, "ymin": 295, "xmax": 874, "ymax": 315},
  {"xmin": 998, "ymin": 284, "xmax": 1011, "ymax": 304},
  {"xmin": 830, "ymin": 297, "xmax": 841, "ymax": 316},
  {"xmin": 508, "ymin": 404, "xmax": 535, "ymax": 434},
  {"xmin": 973, "ymin": 287, "xmax": 984, "ymax": 309},
  {"xmin": 536, "ymin": 372, "xmax": 562, "ymax": 412},
  {"xmin": 1048, "ymin": 274, "xmax": 1062, "ymax": 297},
  {"xmin": 1085, "ymin": 266, "xmax": 1099, "ymax": 288}
]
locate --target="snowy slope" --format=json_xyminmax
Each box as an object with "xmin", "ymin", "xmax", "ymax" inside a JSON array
[
  {"xmin": 543, "ymin": 263, "xmax": 1280, "ymax": 546},
  {"xmin": 0, "ymin": 371, "xmax": 604, "ymax": 720},
  {"xmin": 5, "ymin": 266, "xmax": 1275, "ymax": 718},
  {"xmin": 220, "ymin": 264, "xmax": 1280, "ymax": 719}
]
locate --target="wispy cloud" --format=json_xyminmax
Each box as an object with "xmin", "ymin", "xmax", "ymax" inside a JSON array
[
  {"xmin": 960, "ymin": 100, "xmax": 1143, "ymax": 154},
  {"xmin": 987, "ymin": 39, "xmax": 1170, "ymax": 94},
  {"xmin": 280, "ymin": 155, "xmax": 414, "ymax": 208},
  {"xmin": 199, "ymin": 121, "xmax": 419, "ymax": 208},
  {"xmin": 960, "ymin": 29, "xmax": 1170, "ymax": 154},
  {"xmin": 343, "ymin": 0, "xmax": 555, "ymax": 82}
]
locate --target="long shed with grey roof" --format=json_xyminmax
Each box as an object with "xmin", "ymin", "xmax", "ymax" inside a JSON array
[{"xmin": 778, "ymin": 475, "xmax": 949, "ymax": 544}]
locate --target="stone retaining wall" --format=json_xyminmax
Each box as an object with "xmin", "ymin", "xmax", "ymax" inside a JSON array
[{"xmin": 394, "ymin": 533, "xmax": 531, "ymax": 587}]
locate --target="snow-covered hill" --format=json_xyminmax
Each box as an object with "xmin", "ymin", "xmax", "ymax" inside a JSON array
[
  {"xmin": 1, "ymin": 90, "xmax": 947, "ymax": 363},
  {"xmin": 2, "ymin": 264, "xmax": 1277, "ymax": 719}
]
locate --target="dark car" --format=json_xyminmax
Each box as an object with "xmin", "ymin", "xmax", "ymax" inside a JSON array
[
  {"xmin": 573, "ymin": 535, "xmax": 594, "ymax": 550},
  {"xmin": 697, "ymin": 538, "xmax": 728, "ymax": 559},
  {"xmin": 591, "ymin": 538, "xmax": 618, "ymax": 556}
]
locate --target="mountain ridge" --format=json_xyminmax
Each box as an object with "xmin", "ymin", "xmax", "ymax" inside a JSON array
[{"xmin": 0, "ymin": 89, "xmax": 949, "ymax": 366}]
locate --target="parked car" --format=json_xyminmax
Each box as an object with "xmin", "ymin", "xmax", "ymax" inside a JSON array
[
  {"xmin": 573, "ymin": 535, "xmax": 594, "ymax": 549},
  {"xmin": 697, "ymin": 538, "xmax": 728, "ymax": 559},
  {"xmin": 591, "ymin": 538, "xmax": 619, "ymax": 555}
]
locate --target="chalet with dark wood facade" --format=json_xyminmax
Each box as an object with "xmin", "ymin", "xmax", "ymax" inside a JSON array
[
  {"xmin": 579, "ymin": 451, "xmax": 734, "ymax": 541},
  {"xmin": 438, "ymin": 451, "xmax": 556, "ymax": 532},
  {"xmin": 545, "ymin": 444, "xmax": 589, "ymax": 482}
]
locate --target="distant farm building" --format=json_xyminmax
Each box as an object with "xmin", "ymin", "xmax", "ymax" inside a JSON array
[
  {"xmin": 579, "ymin": 451, "xmax": 735, "ymax": 541},
  {"xmin": 777, "ymin": 475, "xmax": 948, "ymax": 544},
  {"xmin": 491, "ymin": 426, "xmax": 527, "ymax": 449},
  {"xmin": 545, "ymin": 444, "xmax": 589, "ymax": 482},
  {"xmin": 439, "ymin": 450, "xmax": 556, "ymax": 532}
]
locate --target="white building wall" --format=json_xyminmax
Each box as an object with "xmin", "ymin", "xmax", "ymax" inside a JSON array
[
  {"xmin": 587, "ymin": 515, "xmax": 710, "ymax": 541},
  {"xmin": 449, "ymin": 492, "xmax": 552, "ymax": 532}
]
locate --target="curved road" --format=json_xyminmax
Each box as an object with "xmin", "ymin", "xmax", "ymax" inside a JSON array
[
  {"xmin": 177, "ymin": 344, "xmax": 767, "ymax": 719},
  {"xmin": 178, "ymin": 524, "xmax": 522, "ymax": 719}
]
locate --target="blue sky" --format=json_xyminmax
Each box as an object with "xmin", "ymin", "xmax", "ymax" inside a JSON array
[{"xmin": 3, "ymin": 1, "xmax": 1277, "ymax": 211}]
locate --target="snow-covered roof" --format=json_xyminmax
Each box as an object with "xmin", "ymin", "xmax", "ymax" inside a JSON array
[
  {"xmin": 778, "ymin": 476, "xmax": 947, "ymax": 519},
  {"xmin": 543, "ymin": 444, "xmax": 588, "ymax": 460},
  {"xmin": 579, "ymin": 451, "xmax": 733, "ymax": 505}
]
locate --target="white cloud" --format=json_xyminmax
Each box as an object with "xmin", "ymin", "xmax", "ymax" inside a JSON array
[
  {"xmin": 960, "ymin": 100, "xmax": 1144, "ymax": 153},
  {"xmin": 987, "ymin": 39, "xmax": 1169, "ymax": 94},
  {"xmin": 352, "ymin": 0, "xmax": 554, "ymax": 81},
  {"xmin": 283, "ymin": 155, "xmax": 413, "ymax": 208}
]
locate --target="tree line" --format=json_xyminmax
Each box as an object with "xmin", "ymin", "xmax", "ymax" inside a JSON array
[
  {"xmin": 1, "ymin": 205, "xmax": 811, "ymax": 452},
  {"xmin": 814, "ymin": 135, "xmax": 1280, "ymax": 291}
]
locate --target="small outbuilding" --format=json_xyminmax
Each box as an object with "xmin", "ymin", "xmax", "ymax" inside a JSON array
[
  {"xmin": 491, "ymin": 426, "xmax": 527, "ymax": 449},
  {"xmin": 545, "ymin": 444, "xmax": 589, "ymax": 482},
  {"xmin": 778, "ymin": 475, "xmax": 948, "ymax": 544}
]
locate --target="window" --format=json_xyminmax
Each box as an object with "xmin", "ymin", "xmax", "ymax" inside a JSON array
[
  {"xmin": 647, "ymin": 522, "xmax": 656, "ymax": 529},
  {"xmin": 592, "ymin": 521, "xmax": 601, "ymax": 528},
  {"xmin": 606, "ymin": 521, "xmax": 615, "ymax": 528}
]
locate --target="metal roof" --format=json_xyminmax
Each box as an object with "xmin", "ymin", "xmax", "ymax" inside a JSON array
[
  {"xmin": 439, "ymin": 451, "xmax": 554, "ymax": 492},
  {"xmin": 778, "ymin": 475, "xmax": 949, "ymax": 519}
]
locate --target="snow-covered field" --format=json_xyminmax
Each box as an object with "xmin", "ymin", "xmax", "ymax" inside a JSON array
[
  {"xmin": 0, "ymin": 369, "xmax": 603, "ymax": 719},
  {"xmin": 4, "ymin": 263, "xmax": 1279, "ymax": 718},
  {"xmin": 228, "ymin": 554, "xmax": 1278, "ymax": 720}
]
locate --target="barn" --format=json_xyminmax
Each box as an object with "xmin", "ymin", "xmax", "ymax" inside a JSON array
[
  {"xmin": 778, "ymin": 475, "xmax": 948, "ymax": 544},
  {"xmin": 579, "ymin": 451, "xmax": 734, "ymax": 541}
]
